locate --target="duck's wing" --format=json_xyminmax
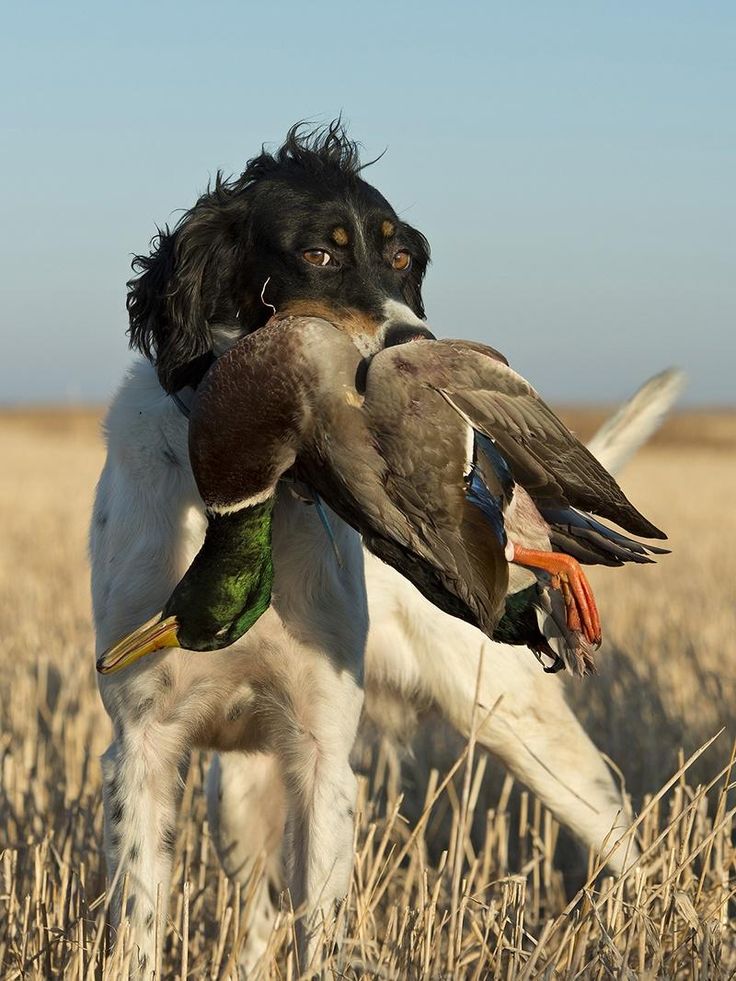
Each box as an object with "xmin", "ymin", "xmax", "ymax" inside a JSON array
[
  {"xmin": 429, "ymin": 341, "xmax": 666, "ymax": 542},
  {"xmin": 355, "ymin": 489, "xmax": 511, "ymax": 636},
  {"xmin": 308, "ymin": 377, "xmax": 511, "ymax": 637}
]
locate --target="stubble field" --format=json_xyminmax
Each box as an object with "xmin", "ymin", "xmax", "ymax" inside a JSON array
[{"xmin": 0, "ymin": 402, "xmax": 735, "ymax": 978}]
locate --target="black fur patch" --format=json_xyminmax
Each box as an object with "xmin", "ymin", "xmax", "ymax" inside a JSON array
[
  {"xmin": 227, "ymin": 700, "xmax": 248, "ymax": 722},
  {"xmin": 162, "ymin": 445, "xmax": 179, "ymax": 468},
  {"xmin": 108, "ymin": 772, "xmax": 121, "ymax": 801},
  {"xmin": 161, "ymin": 825, "xmax": 177, "ymax": 855},
  {"xmin": 131, "ymin": 697, "xmax": 155, "ymax": 722}
]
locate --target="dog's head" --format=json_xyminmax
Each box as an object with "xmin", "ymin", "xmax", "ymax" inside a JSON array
[{"xmin": 128, "ymin": 121, "xmax": 432, "ymax": 393}]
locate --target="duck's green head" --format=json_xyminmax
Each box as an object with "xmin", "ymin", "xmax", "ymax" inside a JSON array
[{"xmin": 97, "ymin": 499, "xmax": 274, "ymax": 674}]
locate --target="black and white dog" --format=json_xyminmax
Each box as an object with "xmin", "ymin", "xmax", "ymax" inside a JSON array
[{"xmin": 91, "ymin": 123, "xmax": 677, "ymax": 975}]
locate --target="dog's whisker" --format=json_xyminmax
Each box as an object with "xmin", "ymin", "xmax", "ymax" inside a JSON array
[{"xmin": 260, "ymin": 276, "xmax": 277, "ymax": 316}]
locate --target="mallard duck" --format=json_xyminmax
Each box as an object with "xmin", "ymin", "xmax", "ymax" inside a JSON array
[{"xmin": 97, "ymin": 316, "xmax": 666, "ymax": 676}]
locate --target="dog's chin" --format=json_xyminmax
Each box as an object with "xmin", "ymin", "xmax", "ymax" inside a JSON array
[{"xmin": 384, "ymin": 326, "xmax": 436, "ymax": 348}]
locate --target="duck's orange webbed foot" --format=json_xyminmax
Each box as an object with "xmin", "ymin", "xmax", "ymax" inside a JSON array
[{"xmin": 509, "ymin": 543, "xmax": 602, "ymax": 647}]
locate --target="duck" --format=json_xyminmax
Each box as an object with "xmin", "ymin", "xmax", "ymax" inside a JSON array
[{"xmin": 97, "ymin": 315, "xmax": 667, "ymax": 677}]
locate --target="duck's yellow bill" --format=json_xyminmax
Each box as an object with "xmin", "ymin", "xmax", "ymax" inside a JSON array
[{"xmin": 96, "ymin": 613, "xmax": 180, "ymax": 675}]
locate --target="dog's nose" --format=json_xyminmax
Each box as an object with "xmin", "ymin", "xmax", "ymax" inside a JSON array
[{"xmin": 383, "ymin": 323, "xmax": 436, "ymax": 348}]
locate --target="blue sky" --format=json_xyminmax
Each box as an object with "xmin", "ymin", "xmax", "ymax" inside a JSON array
[{"xmin": 1, "ymin": 2, "xmax": 733, "ymax": 404}]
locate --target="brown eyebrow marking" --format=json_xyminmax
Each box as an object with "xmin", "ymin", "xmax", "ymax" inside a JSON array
[
  {"xmin": 381, "ymin": 219, "xmax": 396, "ymax": 238},
  {"xmin": 331, "ymin": 226, "xmax": 349, "ymax": 246}
]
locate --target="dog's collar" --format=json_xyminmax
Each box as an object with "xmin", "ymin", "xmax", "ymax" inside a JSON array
[{"xmin": 170, "ymin": 387, "xmax": 194, "ymax": 419}]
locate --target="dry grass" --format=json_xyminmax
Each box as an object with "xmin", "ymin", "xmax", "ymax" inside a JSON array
[{"xmin": 1, "ymin": 405, "xmax": 735, "ymax": 978}]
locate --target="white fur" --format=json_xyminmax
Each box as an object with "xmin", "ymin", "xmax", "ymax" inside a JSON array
[
  {"xmin": 586, "ymin": 368, "xmax": 685, "ymax": 474},
  {"xmin": 92, "ymin": 361, "xmax": 366, "ymax": 975},
  {"xmin": 381, "ymin": 298, "xmax": 427, "ymax": 330},
  {"xmin": 91, "ymin": 358, "xmax": 679, "ymax": 975}
]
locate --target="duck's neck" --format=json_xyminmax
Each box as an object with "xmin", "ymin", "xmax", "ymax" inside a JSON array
[
  {"xmin": 165, "ymin": 498, "xmax": 275, "ymax": 651},
  {"xmin": 492, "ymin": 585, "xmax": 540, "ymax": 646}
]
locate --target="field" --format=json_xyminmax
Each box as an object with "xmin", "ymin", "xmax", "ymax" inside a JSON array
[{"xmin": 1, "ymin": 402, "xmax": 735, "ymax": 978}]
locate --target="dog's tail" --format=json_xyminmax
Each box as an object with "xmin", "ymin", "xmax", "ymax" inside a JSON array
[{"xmin": 586, "ymin": 368, "xmax": 686, "ymax": 476}]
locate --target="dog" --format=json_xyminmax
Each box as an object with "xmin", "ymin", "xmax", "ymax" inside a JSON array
[{"xmin": 91, "ymin": 122, "xmax": 680, "ymax": 975}]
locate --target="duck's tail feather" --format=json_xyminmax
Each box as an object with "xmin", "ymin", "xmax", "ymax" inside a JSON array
[
  {"xmin": 494, "ymin": 581, "xmax": 598, "ymax": 677},
  {"xmin": 543, "ymin": 506, "xmax": 671, "ymax": 566},
  {"xmin": 531, "ymin": 586, "xmax": 597, "ymax": 678}
]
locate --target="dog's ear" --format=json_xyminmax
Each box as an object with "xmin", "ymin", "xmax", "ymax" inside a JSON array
[
  {"xmin": 401, "ymin": 222, "xmax": 431, "ymax": 319},
  {"xmin": 127, "ymin": 180, "xmax": 247, "ymax": 392}
]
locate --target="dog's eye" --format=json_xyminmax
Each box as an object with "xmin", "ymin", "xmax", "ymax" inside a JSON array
[
  {"xmin": 392, "ymin": 250, "xmax": 412, "ymax": 271},
  {"xmin": 303, "ymin": 249, "xmax": 334, "ymax": 267}
]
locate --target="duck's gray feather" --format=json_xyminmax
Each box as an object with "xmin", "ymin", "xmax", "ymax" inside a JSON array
[
  {"xmin": 372, "ymin": 339, "xmax": 665, "ymax": 541},
  {"xmin": 190, "ymin": 317, "xmax": 664, "ymax": 659}
]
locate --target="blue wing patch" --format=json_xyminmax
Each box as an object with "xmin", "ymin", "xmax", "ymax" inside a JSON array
[
  {"xmin": 474, "ymin": 431, "xmax": 514, "ymax": 496},
  {"xmin": 465, "ymin": 432, "xmax": 512, "ymax": 545}
]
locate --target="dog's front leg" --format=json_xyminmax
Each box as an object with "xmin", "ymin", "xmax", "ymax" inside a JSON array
[
  {"xmin": 207, "ymin": 750, "xmax": 286, "ymax": 974},
  {"xmin": 273, "ymin": 660, "xmax": 363, "ymax": 973},
  {"xmin": 100, "ymin": 715, "xmax": 188, "ymax": 978},
  {"xmin": 267, "ymin": 494, "xmax": 368, "ymax": 971}
]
